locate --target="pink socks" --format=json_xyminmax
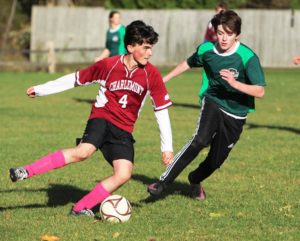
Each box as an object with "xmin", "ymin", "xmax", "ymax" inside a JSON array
[
  {"xmin": 24, "ymin": 151, "xmax": 66, "ymax": 177},
  {"xmin": 23, "ymin": 151, "xmax": 111, "ymax": 212},
  {"xmin": 73, "ymin": 182, "xmax": 111, "ymax": 212}
]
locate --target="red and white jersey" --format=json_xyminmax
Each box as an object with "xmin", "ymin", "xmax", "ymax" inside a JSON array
[{"xmin": 76, "ymin": 55, "xmax": 172, "ymax": 133}]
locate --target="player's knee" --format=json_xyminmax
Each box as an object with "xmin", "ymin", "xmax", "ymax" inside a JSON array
[
  {"xmin": 115, "ymin": 171, "xmax": 132, "ymax": 185},
  {"xmin": 74, "ymin": 147, "xmax": 94, "ymax": 161},
  {"xmin": 208, "ymin": 158, "xmax": 225, "ymax": 171},
  {"xmin": 210, "ymin": 162, "xmax": 220, "ymax": 172},
  {"xmin": 190, "ymin": 135, "xmax": 209, "ymax": 150}
]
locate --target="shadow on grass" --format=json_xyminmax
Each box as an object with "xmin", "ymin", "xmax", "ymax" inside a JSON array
[
  {"xmin": 0, "ymin": 175, "xmax": 193, "ymax": 212},
  {"xmin": 132, "ymin": 173, "xmax": 191, "ymax": 204},
  {"xmin": 172, "ymin": 102, "xmax": 200, "ymax": 109},
  {"xmin": 0, "ymin": 203, "xmax": 46, "ymax": 211},
  {"xmin": 0, "ymin": 184, "xmax": 88, "ymax": 212},
  {"xmin": 246, "ymin": 122, "xmax": 300, "ymax": 135},
  {"xmin": 73, "ymin": 97, "xmax": 94, "ymax": 104}
]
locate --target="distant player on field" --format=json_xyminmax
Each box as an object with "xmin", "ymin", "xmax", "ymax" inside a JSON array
[
  {"xmin": 94, "ymin": 11, "xmax": 126, "ymax": 62},
  {"xmin": 148, "ymin": 10, "xmax": 266, "ymax": 200},
  {"xmin": 203, "ymin": 2, "xmax": 228, "ymax": 43},
  {"xmin": 9, "ymin": 20, "xmax": 174, "ymax": 217}
]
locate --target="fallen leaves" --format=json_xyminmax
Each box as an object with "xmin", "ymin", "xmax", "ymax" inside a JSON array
[
  {"xmin": 209, "ymin": 212, "xmax": 223, "ymax": 218},
  {"xmin": 41, "ymin": 234, "xmax": 59, "ymax": 241},
  {"xmin": 112, "ymin": 232, "xmax": 120, "ymax": 238},
  {"xmin": 279, "ymin": 204, "xmax": 294, "ymax": 217}
]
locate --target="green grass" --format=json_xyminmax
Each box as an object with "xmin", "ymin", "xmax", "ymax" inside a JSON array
[{"xmin": 0, "ymin": 68, "xmax": 299, "ymax": 241}]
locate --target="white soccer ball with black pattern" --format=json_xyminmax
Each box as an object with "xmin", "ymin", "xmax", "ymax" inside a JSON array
[{"xmin": 100, "ymin": 195, "xmax": 132, "ymax": 223}]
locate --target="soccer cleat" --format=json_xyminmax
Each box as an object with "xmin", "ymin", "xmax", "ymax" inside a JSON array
[
  {"xmin": 188, "ymin": 172, "xmax": 206, "ymax": 200},
  {"xmin": 70, "ymin": 208, "xmax": 95, "ymax": 217},
  {"xmin": 9, "ymin": 167, "xmax": 28, "ymax": 182},
  {"xmin": 190, "ymin": 184, "xmax": 206, "ymax": 201},
  {"xmin": 147, "ymin": 181, "xmax": 168, "ymax": 196}
]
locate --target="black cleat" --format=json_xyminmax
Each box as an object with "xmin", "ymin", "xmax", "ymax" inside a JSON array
[
  {"xmin": 147, "ymin": 181, "xmax": 168, "ymax": 196},
  {"xmin": 188, "ymin": 173, "xmax": 206, "ymax": 201},
  {"xmin": 190, "ymin": 183, "xmax": 206, "ymax": 201}
]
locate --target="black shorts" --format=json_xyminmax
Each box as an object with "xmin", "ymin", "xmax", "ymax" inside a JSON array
[{"xmin": 79, "ymin": 118, "xmax": 135, "ymax": 165}]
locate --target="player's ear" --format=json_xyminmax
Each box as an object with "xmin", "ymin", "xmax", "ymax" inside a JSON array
[{"xmin": 126, "ymin": 44, "xmax": 134, "ymax": 54}]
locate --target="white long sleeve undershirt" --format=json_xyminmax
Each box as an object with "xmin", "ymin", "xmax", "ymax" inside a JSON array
[
  {"xmin": 154, "ymin": 108, "xmax": 173, "ymax": 152},
  {"xmin": 33, "ymin": 73, "xmax": 173, "ymax": 152},
  {"xmin": 33, "ymin": 73, "xmax": 76, "ymax": 96}
]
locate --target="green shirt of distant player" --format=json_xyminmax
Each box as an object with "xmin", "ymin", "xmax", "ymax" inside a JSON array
[
  {"xmin": 106, "ymin": 25, "xmax": 126, "ymax": 57},
  {"xmin": 187, "ymin": 41, "xmax": 266, "ymax": 117}
]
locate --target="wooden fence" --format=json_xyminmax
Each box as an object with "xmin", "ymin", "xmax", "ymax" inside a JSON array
[{"xmin": 31, "ymin": 7, "xmax": 300, "ymax": 68}]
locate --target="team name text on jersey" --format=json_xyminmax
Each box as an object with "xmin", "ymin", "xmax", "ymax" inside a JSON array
[{"xmin": 109, "ymin": 79, "xmax": 144, "ymax": 95}]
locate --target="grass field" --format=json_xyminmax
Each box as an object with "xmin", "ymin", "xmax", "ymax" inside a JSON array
[{"xmin": 0, "ymin": 68, "xmax": 299, "ymax": 241}]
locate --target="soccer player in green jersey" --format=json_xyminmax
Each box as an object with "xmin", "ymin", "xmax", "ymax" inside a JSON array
[
  {"xmin": 95, "ymin": 11, "xmax": 126, "ymax": 62},
  {"xmin": 148, "ymin": 10, "xmax": 266, "ymax": 200}
]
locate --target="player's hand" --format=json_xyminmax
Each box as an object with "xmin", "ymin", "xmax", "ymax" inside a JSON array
[
  {"xmin": 26, "ymin": 87, "xmax": 36, "ymax": 98},
  {"xmin": 94, "ymin": 56, "xmax": 101, "ymax": 62},
  {"xmin": 162, "ymin": 151, "xmax": 174, "ymax": 166},
  {"xmin": 162, "ymin": 76, "xmax": 168, "ymax": 83},
  {"xmin": 219, "ymin": 69, "xmax": 236, "ymax": 86}
]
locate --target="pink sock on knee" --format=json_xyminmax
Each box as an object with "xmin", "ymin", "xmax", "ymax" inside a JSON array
[
  {"xmin": 24, "ymin": 151, "xmax": 66, "ymax": 177},
  {"xmin": 73, "ymin": 182, "xmax": 111, "ymax": 212}
]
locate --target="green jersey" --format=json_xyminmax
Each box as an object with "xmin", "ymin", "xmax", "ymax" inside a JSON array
[
  {"xmin": 187, "ymin": 41, "xmax": 266, "ymax": 117},
  {"xmin": 106, "ymin": 25, "xmax": 126, "ymax": 57}
]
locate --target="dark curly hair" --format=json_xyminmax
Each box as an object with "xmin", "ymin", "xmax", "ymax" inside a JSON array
[{"xmin": 124, "ymin": 20, "xmax": 159, "ymax": 50}]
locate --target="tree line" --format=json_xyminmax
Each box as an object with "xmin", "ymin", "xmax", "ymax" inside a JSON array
[{"xmin": 0, "ymin": 0, "xmax": 299, "ymax": 55}]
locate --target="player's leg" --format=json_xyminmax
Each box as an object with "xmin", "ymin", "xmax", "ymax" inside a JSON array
[
  {"xmin": 9, "ymin": 143, "xmax": 97, "ymax": 182},
  {"xmin": 99, "ymin": 122, "xmax": 135, "ymax": 193},
  {"xmin": 71, "ymin": 122, "xmax": 135, "ymax": 217},
  {"xmin": 187, "ymin": 135, "xmax": 225, "ymax": 201},
  {"xmin": 188, "ymin": 113, "xmax": 245, "ymax": 200},
  {"xmin": 9, "ymin": 118, "xmax": 106, "ymax": 182},
  {"xmin": 102, "ymin": 159, "xmax": 133, "ymax": 192},
  {"xmin": 71, "ymin": 159, "xmax": 133, "ymax": 217},
  {"xmin": 148, "ymin": 98, "xmax": 219, "ymax": 195}
]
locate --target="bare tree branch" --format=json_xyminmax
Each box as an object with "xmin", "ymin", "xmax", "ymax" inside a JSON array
[{"xmin": 1, "ymin": 0, "xmax": 17, "ymax": 50}]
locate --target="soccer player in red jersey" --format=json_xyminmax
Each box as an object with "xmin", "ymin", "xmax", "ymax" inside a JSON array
[
  {"xmin": 203, "ymin": 2, "xmax": 228, "ymax": 43},
  {"xmin": 9, "ymin": 20, "xmax": 174, "ymax": 217}
]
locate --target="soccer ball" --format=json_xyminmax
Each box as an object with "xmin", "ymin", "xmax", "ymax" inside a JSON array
[{"xmin": 100, "ymin": 195, "xmax": 132, "ymax": 223}]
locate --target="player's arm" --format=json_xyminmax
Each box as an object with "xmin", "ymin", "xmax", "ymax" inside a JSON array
[
  {"xmin": 219, "ymin": 69, "xmax": 265, "ymax": 98},
  {"xmin": 26, "ymin": 73, "xmax": 77, "ymax": 98},
  {"xmin": 94, "ymin": 48, "xmax": 110, "ymax": 62},
  {"xmin": 163, "ymin": 46, "xmax": 204, "ymax": 83},
  {"xmin": 154, "ymin": 109, "xmax": 174, "ymax": 166},
  {"xmin": 163, "ymin": 60, "xmax": 190, "ymax": 83},
  {"xmin": 220, "ymin": 55, "xmax": 266, "ymax": 98}
]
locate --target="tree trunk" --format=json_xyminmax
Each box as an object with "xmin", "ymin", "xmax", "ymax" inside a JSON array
[{"xmin": 1, "ymin": 0, "xmax": 17, "ymax": 50}]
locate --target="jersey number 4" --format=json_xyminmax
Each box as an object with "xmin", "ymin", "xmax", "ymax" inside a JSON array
[{"xmin": 118, "ymin": 94, "xmax": 128, "ymax": 108}]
